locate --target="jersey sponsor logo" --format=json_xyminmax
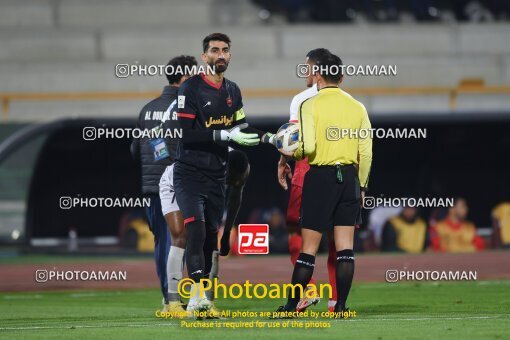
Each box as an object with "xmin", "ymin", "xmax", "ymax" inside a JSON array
[
  {"xmin": 205, "ymin": 115, "xmax": 234, "ymax": 128},
  {"xmin": 226, "ymin": 97, "xmax": 233, "ymax": 107},
  {"xmin": 238, "ymin": 224, "xmax": 269, "ymax": 254},
  {"xmin": 178, "ymin": 95, "xmax": 185, "ymax": 109}
]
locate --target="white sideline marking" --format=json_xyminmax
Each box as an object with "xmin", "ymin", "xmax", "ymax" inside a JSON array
[
  {"xmin": 0, "ymin": 315, "xmax": 508, "ymax": 331},
  {"xmin": 69, "ymin": 292, "xmax": 122, "ymax": 298},
  {"xmin": 2, "ymin": 294, "xmax": 43, "ymax": 300},
  {"xmin": 0, "ymin": 323, "xmax": 177, "ymax": 331},
  {"xmin": 341, "ymin": 315, "xmax": 509, "ymax": 322}
]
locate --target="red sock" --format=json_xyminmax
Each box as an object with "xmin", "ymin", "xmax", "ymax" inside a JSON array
[
  {"xmin": 327, "ymin": 241, "xmax": 337, "ymax": 302},
  {"xmin": 288, "ymin": 234, "xmax": 315, "ymax": 285}
]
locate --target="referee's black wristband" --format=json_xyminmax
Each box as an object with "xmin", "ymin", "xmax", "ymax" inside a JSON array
[
  {"xmin": 361, "ymin": 187, "xmax": 368, "ymax": 192},
  {"xmin": 261, "ymin": 132, "xmax": 275, "ymax": 145},
  {"xmin": 213, "ymin": 130, "xmax": 223, "ymax": 142}
]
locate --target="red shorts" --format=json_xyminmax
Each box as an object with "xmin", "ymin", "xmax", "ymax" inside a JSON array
[{"xmin": 286, "ymin": 159, "xmax": 310, "ymax": 226}]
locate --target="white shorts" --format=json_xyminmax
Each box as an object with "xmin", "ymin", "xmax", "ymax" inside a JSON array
[{"xmin": 159, "ymin": 164, "xmax": 180, "ymax": 216}]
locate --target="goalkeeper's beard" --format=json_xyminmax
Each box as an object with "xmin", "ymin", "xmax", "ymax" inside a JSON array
[{"xmin": 210, "ymin": 60, "xmax": 228, "ymax": 74}]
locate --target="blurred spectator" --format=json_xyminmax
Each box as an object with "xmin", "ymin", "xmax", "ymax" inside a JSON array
[
  {"xmin": 264, "ymin": 208, "xmax": 288, "ymax": 253},
  {"xmin": 118, "ymin": 212, "xmax": 155, "ymax": 252},
  {"xmin": 362, "ymin": 0, "xmax": 398, "ymax": 22},
  {"xmin": 452, "ymin": 0, "xmax": 495, "ymax": 21},
  {"xmin": 381, "ymin": 207, "xmax": 427, "ymax": 253},
  {"xmin": 368, "ymin": 206, "xmax": 402, "ymax": 247},
  {"xmin": 491, "ymin": 202, "xmax": 510, "ymax": 249},
  {"xmin": 280, "ymin": 0, "xmax": 311, "ymax": 22},
  {"xmin": 409, "ymin": 0, "xmax": 441, "ymax": 21},
  {"xmin": 485, "ymin": 0, "xmax": 510, "ymax": 20},
  {"xmin": 428, "ymin": 206, "xmax": 449, "ymax": 228},
  {"xmin": 309, "ymin": 0, "xmax": 355, "ymax": 22},
  {"xmin": 430, "ymin": 197, "xmax": 485, "ymax": 252},
  {"xmin": 253, "ymin": 0, "xmax": 510, "ymax": 22}
]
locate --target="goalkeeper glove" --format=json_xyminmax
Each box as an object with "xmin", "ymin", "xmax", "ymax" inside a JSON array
[
  {"xmin": 213, "ymin": 123, "xmax": 259, "ymax": 146},
  {"xmin": 261, "ymin": 132, "xmax": 276, "ymax": 146}
]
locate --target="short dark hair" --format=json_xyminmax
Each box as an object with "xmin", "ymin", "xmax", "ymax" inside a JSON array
[
  {"xmin": 165, "ymin": 55, "xmax": 197, "ymax": 85},
  {"xmin": 306, "ymin": 48, "xmax": 331, "ymax": 64},
  {"xmin": 203, "ymin": 33, "xmax": 231, "ymax": 52},
  {"xmin": 314, "ymin": 52, "xmax": 343, "ymax": 83}
]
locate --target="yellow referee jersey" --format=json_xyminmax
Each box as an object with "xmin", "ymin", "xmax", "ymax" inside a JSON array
[{"xmin": 293, "ymin": 87, "xmax": 373, "ymax": 188}]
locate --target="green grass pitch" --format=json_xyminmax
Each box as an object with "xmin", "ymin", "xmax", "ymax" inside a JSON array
[{"xmin": 1, "ymin": 281, "xmax": 509, "ymax": 339}]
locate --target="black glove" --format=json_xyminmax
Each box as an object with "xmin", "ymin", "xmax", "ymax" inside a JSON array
[{"xmin": 219, "ymin": 230, "xmax": 231, "ymax": 256}]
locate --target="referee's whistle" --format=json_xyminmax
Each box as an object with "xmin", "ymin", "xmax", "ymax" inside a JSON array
[{"xmin": 335, "ymin": 163, "xmax": 343, "ymax": 183}]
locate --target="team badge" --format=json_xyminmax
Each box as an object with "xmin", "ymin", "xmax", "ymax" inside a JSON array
[
  {"xmin": 226, "ymin": 97, "xmax": 232, "ymax": 107},
  {"xmin": 178, "ymin": 95, "xmax": 185, "ymax": 109}
]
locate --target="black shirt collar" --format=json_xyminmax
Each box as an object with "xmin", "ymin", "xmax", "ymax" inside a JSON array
[{"xmin": 161, "ymin": 86, "xmax": 178, "ymax": 98}]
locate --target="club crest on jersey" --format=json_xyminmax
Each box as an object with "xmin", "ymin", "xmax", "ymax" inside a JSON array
[
  {"xmin": 205, "ymin": 115, "xmax": 233, "ymax": 128},
  {"xmin": 178, "ymin": 95, "xmax": 185, "ymax": 109},
  {"xmin": 226, "ymin": 97, "xmax": 233, "ymax": 107}
]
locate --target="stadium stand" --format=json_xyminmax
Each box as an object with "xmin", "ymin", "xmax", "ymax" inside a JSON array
[{"xmin": 0, "ymin": 0, "xmax": 509, "ymax": 120}]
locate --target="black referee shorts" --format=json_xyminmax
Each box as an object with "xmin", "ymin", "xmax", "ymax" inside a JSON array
[
  {"xmin": 299, "ymin": 164, "xmax": 361, "ymax": 232},
  {"xmin": 173, "ymin": 161, "xmax": 226, "ymax": 231}
]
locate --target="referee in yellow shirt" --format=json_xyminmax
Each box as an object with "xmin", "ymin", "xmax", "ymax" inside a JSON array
[{"xmin": 275, "ymin": 52, "xmax": 372, "ymax": 316}]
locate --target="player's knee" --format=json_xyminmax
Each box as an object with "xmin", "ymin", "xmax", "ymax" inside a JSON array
[
  {"xmin": 171, "ymin": 233, "xmax": 187, "ymax": 248},
  {"xmin": 335, "ymin": 241, "xmax": 354, "ymax": 252},
  {"xmin": 301, "ymin": 242, "xmax": 319, "ymax": 256},
  {"xmin": 227, "ymin": 150, "xmax": 250, "ymax": 187},
  {"xmin": 166, "ymin": 211, "xmax": 186, "ymax": 245}
]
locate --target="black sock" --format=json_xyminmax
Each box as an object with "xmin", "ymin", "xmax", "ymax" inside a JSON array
[
  {"xmin": 220, "ymin": 185, "xmax": 243, "ymax": 256},
  {"xmin": 335, "ymin": 249, "xmax": 355, "ymax": 312},
  {"xmin": 185, "ymin": 221, "xmax": 206, "ymax": 283},
  {"xmin": 203, "ymin": 228, "xmax": 218, "ymax": 278},
  {"xmin": 285, "ymin": 253, "xmax": 315, "ymax": 311}
]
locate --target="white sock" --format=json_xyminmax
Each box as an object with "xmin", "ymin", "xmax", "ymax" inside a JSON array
[
  {"xmin": 167, "ymin": 246, "xmax": 185, "ymax": 301},
  {"xmin": 206, "ymin": 250, "xmax": 220, "ymax": 301}
]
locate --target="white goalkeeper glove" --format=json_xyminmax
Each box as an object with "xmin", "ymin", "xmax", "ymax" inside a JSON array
[{"xmin": 213, "ymin": 123, "xmax": 260, "ymax": 146}]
